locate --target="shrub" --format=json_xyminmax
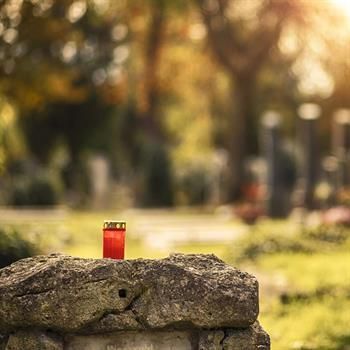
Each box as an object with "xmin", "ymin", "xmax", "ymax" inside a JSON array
[
  {"xmin": 10, "ymin": 173, "xmax": 62, "ymax": 206},
  {"xmin": 0, "ymin": 227, "xmax": 40, "ymax": 268},
  {"xmin": 11, "ymin": 178, "xmax": 30, "ymax": 206},
  {"xmin": 27, "ymin": 174, "xmax": 60, "ymax": 206},
  {"xmin": 177, "ymin": 166, "xmax": 211, "ymax": 205},
  {"xmin": 303, "ymin": 225, "xmax": 349, "ymax": 244},
  {"xmin": 229, "ymin": 221, "xmax": 350, "ymax": 264},
  {"xmin": 141, "ymin": 142, "xmax": 174, "ymax": 207},
  {"xmin": 230, "ymin": 228, "xmax": 314, "ymax": 263}
]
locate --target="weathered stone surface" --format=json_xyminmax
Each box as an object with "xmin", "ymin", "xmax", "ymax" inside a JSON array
[
  {"xmin": 65, "ymin": 324, "xmax": 269, "ymax": 350},
  {"xmin": 222, "ymin": 322, "xmax": 270, "ymax": 350},
  {"xmin": 84, "ymin": 311, "xmax": 144, "ymax": 334},
  {"xmin": 5, "ymin": 330, "xmax": 63, "ymax": 350},
  {"xmin": 0, "ymin": 254, "xmax": 258, "ymax": 333},
  {"xmin": 0, "ymin": 334, "xmax": 8, "ymax": 350},
  {"xmin": 198, "ymin": 330, "xmax": 225, "ymax": 350},
  {"xmin": 65, "ymin": 331, "xmax": 194, "ymax": 350}
]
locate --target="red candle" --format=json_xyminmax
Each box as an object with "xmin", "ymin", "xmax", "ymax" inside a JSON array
[{"xmin": 103, "ymin": 221, "xmax": 126, "ymax": 259}]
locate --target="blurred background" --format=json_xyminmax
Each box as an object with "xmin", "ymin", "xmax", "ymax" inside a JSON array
[{"xmin": 1, "ymin": 0, "xmax": 350, "ymax": 348}]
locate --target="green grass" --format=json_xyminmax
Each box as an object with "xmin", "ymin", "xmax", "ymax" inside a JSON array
[
  {"xmin": 0, "ymin": 209, "xmax": 232, "ymax": 259},
  {"xmin": 229, "ymin": 220, "xmax": 350, "ymax": 350},
  {"xmin": 61, "ymin": 210, "xmax": 229, "ymax": 259},
  {"xmin": 256, "ymin": 252, "xmax": 350, "ymax": 293},
  {"xmin": 261, "ymin": 295, "xmax": 350, "ymax": 350}
]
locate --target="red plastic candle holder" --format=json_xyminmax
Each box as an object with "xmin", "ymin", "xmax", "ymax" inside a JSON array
[{"xmin": 103, "ymin": 221, "xmax": 126, "ymax": 259}]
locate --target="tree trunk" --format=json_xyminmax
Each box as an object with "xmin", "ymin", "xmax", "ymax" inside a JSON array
[
  {"xmin": 226, "ymin": 74, "xmax": 256, "ymax": 201},
  {"xmin": 135, "ymin": 1, "xmax": 174, "ymax": 207},
  {"xmin": 140, "ymin": 0, "xmax": 166, "ymax": 140}
]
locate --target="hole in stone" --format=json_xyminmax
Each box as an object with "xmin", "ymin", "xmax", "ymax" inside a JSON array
[{"xmin": 118, "ymin": 289, "xmax": 127, "ymax": 298}]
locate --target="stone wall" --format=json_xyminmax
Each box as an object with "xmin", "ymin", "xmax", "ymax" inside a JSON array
[{"xmin": 0, "ymin": 254, "xmax": 270, "ymax": 349}]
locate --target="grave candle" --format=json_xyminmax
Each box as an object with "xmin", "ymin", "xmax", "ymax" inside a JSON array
[{"xmin": 103, "ymin": 220, "xmax": 126, "ymax": 259}]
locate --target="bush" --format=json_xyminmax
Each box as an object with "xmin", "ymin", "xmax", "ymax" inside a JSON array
[
  {"xmin": 10, "ymin": 173, "xmax": 62, "ymax": 206},
  {"xmin": 229, "ymin": 221, "xmax": 350, "ymax": 264},
  {"xmin": 11, "ymin": 179, "xmax": 30, "ymax": 206},
  {"xmin": 177, "ymin": 166, "xmax": 211, "ymax": 205},
  {"xmin": 27, "ymin": 175, "xmax": 60, "ymax": 206},
  {"xmin": 141, "ymin": 142, "xmax": 174, "ymax": 207},
  {"xmin": 303, "ymin": 225, "xmax": 349, "ymax": 244},
  {"xmin": 230, "ymin": 228, "xmax": 314, "ymax": 263},
  {"xmin": 0, "ymin": 227, "xmax": 40, "ymax": 268}
]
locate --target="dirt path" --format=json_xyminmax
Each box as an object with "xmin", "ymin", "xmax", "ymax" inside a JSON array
[{"xmin": 124, "ymin": 209, "xmax": 248, "ymax": 249}]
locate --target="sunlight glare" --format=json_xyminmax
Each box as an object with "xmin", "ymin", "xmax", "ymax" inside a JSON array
[{"xmin": 330, "ymin": 0, "xmax": 350, "ymax": 18}]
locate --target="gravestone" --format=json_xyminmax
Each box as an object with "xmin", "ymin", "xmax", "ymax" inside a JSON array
[
  {"xmin": 0, "ymin": 254, "xmax": 270, "ymax": 350},
  {"xmin": 261, "ymin": 111, "xmax": 285, "ymax": 217},
  {"xmin": 298, "ymin": 103, "xmax": 321, "ymax": 210},
  {"xmin": 88, "ymin": 155, "xmax": 111, "ymax": 209},
  {"xmin": 333, "ymin": 109, "xmax": 350, "ymax": 189}
]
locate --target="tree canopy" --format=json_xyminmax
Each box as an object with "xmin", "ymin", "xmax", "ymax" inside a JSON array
[{"xmin": 0, "ymin": 0, "xmax": 349, "ymax": 206}]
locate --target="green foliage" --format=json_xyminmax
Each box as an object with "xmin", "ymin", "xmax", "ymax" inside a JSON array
[
  {"xmin": 0, "ymin": 0, "xmax": 347, "ymax": 209},
  {"xmin": 141, "ymin": 141, "xmax": 174, "ymax": 207},
  {"xmin": 10, "ymin": 173, "xmax": 62, "ymax": 206},
  {"xmin": 0, "ymin": 227, "xmax": 40, "ymax": 268},
  {"xmin": 0, "ymin": 0, "xmax": 124, "ymax": 111},
  {"xmin": 230, "ymin": 226, "xmax": 312, "ymax": 262},
  {"xmin": 0, "ymin": 0, "xmax": 128, "ymax": 201},
  {"xmin": 176, "ymin": 165, "xmax": 211, "ymax": 205},
  {"xmin": 302, "ymin": 224, "xmax": 349, "ymax": 244},
  {"xmin": 27, "ymin": 175, "xmax": 60, "ymax": 206},
  {"xmin": 229, "ymin": 221, "xmax": 350, "ymax": 263}
]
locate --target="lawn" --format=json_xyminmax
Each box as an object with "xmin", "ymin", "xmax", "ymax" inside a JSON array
[
  {"xmin": 0, "ymin": 209, "xmax": 230, "ymax": 259},
  {"xmin": 61, "ymin": 210, "xmax": 230, "ymax": 259},
  {"xmin": 228, "ymin": 220, "xmax": 350, "ymax": 350},
  {"xmin": 254, "ymin": 252, "xmax": 350, "ymax": 350}
]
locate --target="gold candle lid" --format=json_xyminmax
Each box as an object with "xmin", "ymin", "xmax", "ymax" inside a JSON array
[{"xmin": 103, "ymin": 221, "xmax": 126, "ymax": 230}]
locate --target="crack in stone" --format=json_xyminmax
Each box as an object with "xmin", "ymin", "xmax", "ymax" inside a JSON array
[
  {"xmin": 14, "ymin": 288, "xmax": 55, "ymax": 298},
  {"xmin": 81, "ymin": 290, "xmax": 147, "ymax": 333},
  {"xmin": 219, "ymin": 329, "xmax": 227, "ymax": 349},
  {"xmin": 124, "ymin": 290, "xmax": 148, "ymax": 329},
  {"xmin": 13, "ymin": 278, "xmax": 112, "ymax": 298},
  {"xmin": 123, "ymin": 292, "xmax": 142, "ymax": 312}
]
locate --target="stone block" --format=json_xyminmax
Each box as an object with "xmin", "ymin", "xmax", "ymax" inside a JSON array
[
  {"xmin": 0, "ymin": 254, "xmax": 258, "ymax": 333},
  {"xmin": 65, "ymin": 331, "xmax": 194, "ymax": 350},
  {"xmin": 0, "ymin": 253, "xmax": 269, "ymax": 349},
  {"xmin": 222, "ymin": 322, "xmax": 270, "ymax": 350},
  {"xmin": 198, "ymin": 330, "xmax": 225, "ymax": 350},
  {"xmin": 5, "ymin": 330, "xmax": 62, "ymax": 350}
]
